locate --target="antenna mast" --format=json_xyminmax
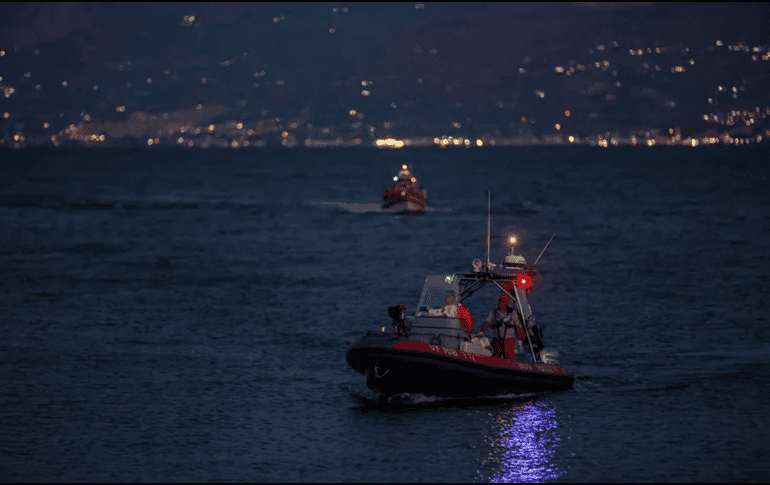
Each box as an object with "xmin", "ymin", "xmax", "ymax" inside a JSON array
[
  {"xmin": 486, "ymin": 191, "xmax": 491, "ymax": 266},
  {"xmin": 533, "ymin": 233, "xmax": 556, "ymax": 267}
]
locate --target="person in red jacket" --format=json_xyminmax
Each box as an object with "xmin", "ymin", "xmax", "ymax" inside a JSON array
[
  {"xmin": 481, "ymin": 293, "xmax": 523, "ymax": 360},
  {"xmin": 458, "ymin": 302, "xmax": 475, "ymax": 335}
]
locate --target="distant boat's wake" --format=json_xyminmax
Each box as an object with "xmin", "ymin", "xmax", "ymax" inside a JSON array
[
  {"xmin": 306, "ymin": 201, "xmax": 451, "ymax": 214},
  {"xmin": 305, "ymin": 201, "xmax": 383, "ymax": 213}
]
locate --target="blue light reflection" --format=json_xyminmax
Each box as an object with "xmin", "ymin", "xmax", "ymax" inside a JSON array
[{"xmin": 489, "ymin": 401, "xmax": 564, "ymax": 483}]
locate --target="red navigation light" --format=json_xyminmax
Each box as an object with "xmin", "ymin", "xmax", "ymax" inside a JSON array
[{"xmin": 515, "ymin": 272, "xmax": 532, "ymax": 289}]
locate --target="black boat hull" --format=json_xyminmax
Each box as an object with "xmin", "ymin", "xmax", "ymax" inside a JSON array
[{"xmin": 347, "ymin": 335, "xmax": 574, "ymax": 397}]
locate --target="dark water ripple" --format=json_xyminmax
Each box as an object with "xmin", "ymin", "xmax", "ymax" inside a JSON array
[{"xmin": 1, "ymin": 146, "xmax": 769, "ymax": 482}]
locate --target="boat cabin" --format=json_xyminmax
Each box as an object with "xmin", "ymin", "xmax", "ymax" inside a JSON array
[{"xmin": 409, "ymin": 275, "xmax": 465, "ymax": 350}]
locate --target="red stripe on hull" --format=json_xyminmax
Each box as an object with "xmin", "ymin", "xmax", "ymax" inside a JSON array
[
  {"xmin": 393, "ymin": 341, "xmax": 570, "ymax": 375},
  {"xmin": 383, "ymin": 191, "xmax": 427, "ymax": 212},
  {"xmin": 346, "ymin": 336, "xmax": 574, "ymax": 397}
]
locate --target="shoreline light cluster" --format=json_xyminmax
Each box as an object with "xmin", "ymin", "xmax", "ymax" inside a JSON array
[{"xmin": 1, "ymin": 12, "xmax": 768, "ymax": 150}]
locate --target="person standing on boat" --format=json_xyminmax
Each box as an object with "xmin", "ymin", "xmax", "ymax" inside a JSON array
[
  {"xmin": 481, "ymin": 294, "xmax": 523, "ymax": 360},
  {"xmin": 443, "ymin": 293, "xmax": 458, "ymax": 318},
  {"xmin": 458, "ymin": 304, "xmax": 475, "ymax": 335},
  {"xmin": 443, "ymin": 293, "xmax": 475, "ymax": 335},
  {"xmin": 389, "ymin": 304, "xmax": 410, "ymax": 338}
]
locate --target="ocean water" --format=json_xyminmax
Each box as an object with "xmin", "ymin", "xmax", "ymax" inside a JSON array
[{"xmin": 1, "ymin": 146, "xmax": 768, "ymax": 482}]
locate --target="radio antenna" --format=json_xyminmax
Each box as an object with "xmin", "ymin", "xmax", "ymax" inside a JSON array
[
  {"xmin": 533, "ymin": 233, "xmax": 555, "ymax": 267},
  {"xmin": 486, "ymin": 191, "xmax": 491, "ymax": 266}
]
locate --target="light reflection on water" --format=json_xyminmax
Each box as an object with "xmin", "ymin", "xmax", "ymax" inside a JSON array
[{"xmin": 488, "ymin": 400, "xmax": 564, "ymax": 483}]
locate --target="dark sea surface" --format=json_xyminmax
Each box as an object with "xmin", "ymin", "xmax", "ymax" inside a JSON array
[{"xmin": 1, "ymin": 146, "xmax": 768, "ymax": 482}]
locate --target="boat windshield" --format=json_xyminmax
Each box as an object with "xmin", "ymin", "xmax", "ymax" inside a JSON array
[{"xmin": 416, "ymin": 275, "xmax": 458, "ymax": 316}]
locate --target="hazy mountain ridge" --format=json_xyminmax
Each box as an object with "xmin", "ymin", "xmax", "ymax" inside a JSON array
[{"xmin": 1, "ymin": 2, "xmax": 768, "ymax": 142}]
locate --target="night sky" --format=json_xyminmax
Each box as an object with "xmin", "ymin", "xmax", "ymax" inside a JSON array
[{"xmin": 1, "ymin": 2, "xmax": 769, "ymax": 146}]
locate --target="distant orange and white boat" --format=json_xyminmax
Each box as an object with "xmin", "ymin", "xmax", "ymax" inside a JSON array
[{"xmin": 382, "ymin": 164, "xmax": 427, "ymax": 214}]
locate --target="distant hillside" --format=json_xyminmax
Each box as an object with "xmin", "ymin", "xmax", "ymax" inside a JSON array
[{"xmin": 1, "ymin": 2, "xmax": 768, "ymax": 141}]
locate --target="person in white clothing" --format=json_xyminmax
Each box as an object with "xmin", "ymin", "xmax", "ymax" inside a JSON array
[{"xmin": 442, "ymin": 293, "xmax": 458, "ymax": 318}]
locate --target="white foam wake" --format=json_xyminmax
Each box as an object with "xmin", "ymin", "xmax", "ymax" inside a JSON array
[
  {"xmin": 305, "ymin": 201, "xmax": 383, "ymax": 213},
  {"xmin": 306, "ymin": 201, "xmax": 452, "ymax": 213}
]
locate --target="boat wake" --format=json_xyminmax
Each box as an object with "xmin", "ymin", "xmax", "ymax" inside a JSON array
[
  {"xmin": 306, "ymin": 201, "xmax": 451, "ymax": 214},
  {"xmin": 305, "ymin": 201, "xmax": 383, "ymax": 213}
]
